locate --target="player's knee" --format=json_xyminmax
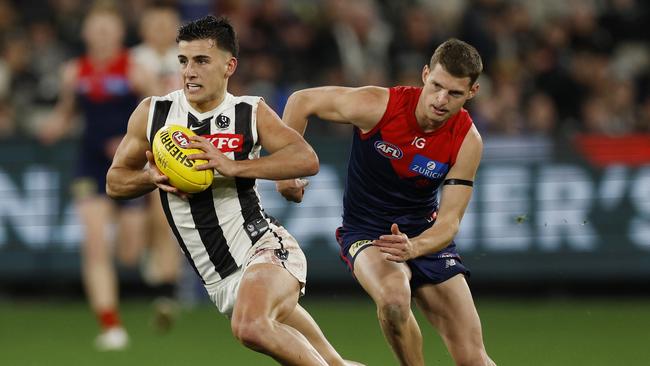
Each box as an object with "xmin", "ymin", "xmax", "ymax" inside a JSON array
[
  {"xmin": 231, "ymin": 316, "xmax": 270, "ymax": 351},
  {"xmin": 116, "ymin": 250, "xmax": 139, "ymax": 267},
  {"xmin": 375, "ymin": 288, "xmax": 411, "ymax": 327}
]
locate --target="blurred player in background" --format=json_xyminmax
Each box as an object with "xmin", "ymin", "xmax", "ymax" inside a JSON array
[
  {"xmin": 132, "ymin": 4, "xmax": 181, "ymax": 95},
  {"xmin": 107, "ymin": 15, "xmax": 362, "ymax": 365},
  {"xmin": 131, "ymin": 3, "xmax": 183, "ymax": 332},
  {"xmin": 279, "ymin": 39, "xmax": 496, "ymax": 366},
  {"xmin": 38, "ymin": 4, "xmax": 156, "ymax": 351}
]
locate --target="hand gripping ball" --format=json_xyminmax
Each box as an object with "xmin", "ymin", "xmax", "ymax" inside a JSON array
[{"xmin": 152, "ymin": 125, "xmax": 213, "ymax": 193}]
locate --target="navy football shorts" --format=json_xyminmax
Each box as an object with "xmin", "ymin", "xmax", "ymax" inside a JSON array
[
  {"xmin": 335, "ymin": 226, "xmax": 470, "ymax": 290},
  {"xmin": 73, "ymin": 151, "xmax": 145, "ymax": 207}
]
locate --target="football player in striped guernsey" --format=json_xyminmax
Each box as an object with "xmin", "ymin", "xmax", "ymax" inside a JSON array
[
  {"xmin": 107, "ymin": 15, "xmax": 362, "ymax": 366},
  {"xmin": 279, "ymin": 39, "xmax": 496, "ymax": 366}
]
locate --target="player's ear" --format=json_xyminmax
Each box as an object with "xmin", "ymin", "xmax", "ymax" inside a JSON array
[
  {"xmin": 225, "ymin": 57, "xmax": 237, "ymax": 78},
  {"xmin": 467, "ymin": 82, "xmax": 480, "ymax": 100},
  {"xmin": 421, "ymin": 64, "xmax": 430, "ymax": 84}
]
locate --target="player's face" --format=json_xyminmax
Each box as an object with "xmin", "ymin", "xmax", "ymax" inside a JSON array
[
  {"xmin": 178, "ymin": 39, "xmax": 237, "ymax": 112},
  {"xmin": 141, "ymin": 9, "xmax": 179, "ymax": 48},
  {"xmin": 418, "ymin": 63, "xmax": 479, "ymax": 129},
  {"xmin": 82, "ymin": 12, "xmax": 125, "ymax": 50}
]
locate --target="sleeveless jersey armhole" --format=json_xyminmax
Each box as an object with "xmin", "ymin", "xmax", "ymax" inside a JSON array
[
  {"xmin": 450, "ymin": 111, "xmax": 474, "ymax": 166},
  {"xmin": 357, "ymin": 87, "xmax": 396, "ymax": 140},
  {"xmin": 146, "ymin": 96, "xmax": 158, "ymax": 143}
]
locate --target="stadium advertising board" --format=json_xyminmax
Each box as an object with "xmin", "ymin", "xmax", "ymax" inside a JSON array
[{"xmin": 0, "ymin": 136, "xmax": 648, "ymax": 285}]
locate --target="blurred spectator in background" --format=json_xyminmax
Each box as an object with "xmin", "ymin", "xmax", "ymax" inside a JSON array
[
  {"xmin": 525, "ymin": 92, "xmax": 558, "ymax": 136},
  {"xmin": 389, "ymin": 4, "xmax": 444, "ymax": 86},
  {"xmin": 132, "ymin": 4, "xmax": 181, "ymax": 96},
  {"xmin": 1, "ymin": 29, "xmax": 41, "ymax": 137},
  {"xmin": 316, "ymin": 0, "xmax": 391, "ymax": 86},
  {"xmin": 0, "ymin": 0, "xmax": 645, "ymax": 141},
  {"xmin": 36, "ymin": 3, "xmax": 155, "ymax": 351},
  {"xmin": 131, "ymin": 2, "xmax": 183, "ymax": 333}
]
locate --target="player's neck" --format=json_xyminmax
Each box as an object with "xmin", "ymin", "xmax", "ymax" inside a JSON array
[
  {"xmin": 89, "ymin": 45, "xmax": 121, "ymax": 65},
  {"xmin": 418, "ymin": 118, "xmax": 445, "ymax": 133},
  {"xmin": 189, "ymin": 92, "xmax": 225, "ymax": 114},
  {"xmin": 414, "ymin": 104, "xmax": 446, "ymax": 133}
]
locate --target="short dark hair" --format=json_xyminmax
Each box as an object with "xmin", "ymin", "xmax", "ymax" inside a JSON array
[
  {"xmin": 430, "ymin": 38, "xmax": 483, "ymax": 86},
  {"xmin": 176, "ymin": 15, "xmax": 239, "ymax": 58}
]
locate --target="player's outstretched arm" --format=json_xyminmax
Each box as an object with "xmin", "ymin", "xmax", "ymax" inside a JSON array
[
  {"xmin": 188, "ymin": 100, "xmax": 319, "ymax": 180},
  {"xmin": 375, "ymin": 125, "xmax": 483, "ymax": 262},
  {"xmin": 277, "ymin": 86, "xmax": 389, "ymax": 202},
  {"xmin": 282, "ymin": 86, "xmax": 389, "ymax": 134},
  {"xmin": 106, "ymin": 98, "xmax": 179, "ymax": 199}
]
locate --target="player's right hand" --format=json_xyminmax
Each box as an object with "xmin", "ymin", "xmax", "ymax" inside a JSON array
[
  {"xmin": 276, "ymin": 178, "xmax": 309, "ymax": 203},
  {"xmin": 145, "ymin": 150, "xmax": 191, "ymax": 200}
]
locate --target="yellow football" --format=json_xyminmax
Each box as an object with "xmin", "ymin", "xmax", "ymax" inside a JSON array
[{"xmin": 152, "ymin": 125, "xmax": 214, "ymax": 193}]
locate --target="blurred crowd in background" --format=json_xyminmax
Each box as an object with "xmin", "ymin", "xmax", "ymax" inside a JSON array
[{"xmin": 0, "ymin": 0, "xmax": 649, "ymax": 139}]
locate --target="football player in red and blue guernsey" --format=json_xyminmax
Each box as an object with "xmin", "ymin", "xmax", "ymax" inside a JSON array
[
  {"xmin": 278, "ymin": 39, "xmax": 497, "ymax": 366},
  {"xmin": 37, "ymin": 5, "xmax": 163, "ymax": 351}
]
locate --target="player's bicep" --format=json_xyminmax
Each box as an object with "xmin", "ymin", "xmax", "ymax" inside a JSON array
[
  {"xmin": 111, "ymin": 98, "xmax": 152, "ymax": 170},
  {"xmin": 446, "ymin": 125, "xmax": 483, "ymax": 181},
  {"xmin": 436, "ymin": 125, "xmax": 483, "ymax": 224},
  {"xmin": 300, "ymin": 86, "xmax": 388, "ymax": 130},
  {"xmin": 257, "ymin": 100, "xmax": 306, "ymax": 153}
]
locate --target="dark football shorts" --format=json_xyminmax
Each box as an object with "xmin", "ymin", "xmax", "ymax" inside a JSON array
[
  {"xmin": 73, "ymin": 151, "xmax": 145, "ymax": 207},
  {"xmin": 335, "ymin": 226, "xmax": 470, "ymax": 290}
]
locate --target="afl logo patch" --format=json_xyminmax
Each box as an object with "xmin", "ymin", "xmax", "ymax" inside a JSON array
[
  {"xmin": 374, "ymin": 140, "xmax": 403, "ymax": 160},
  {"xmin": 171, "ymin": 131, "xmax": 190, "ymax": 148},
  {"xmin": 216, "ymin": 114, "xmax": 230, "ymax": 129}
]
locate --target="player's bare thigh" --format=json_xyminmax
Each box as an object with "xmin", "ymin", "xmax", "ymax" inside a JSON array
[
  {"xmin": 115, "ymin": 203, "xmax": 148, "ymax": 266},
  {"xmin": 413, "ymin": 274, "xmax": 487, "ymax": 353},
  {"xmin": 353, "ymin": 246, "xmax": 412, "ymax": 301},
  {"xmin": 234, "ymin": 263, "xmax": 301, "ymax": 322},
  {"xmin": 76, "ymin": 195, "xmax": 114, "ymax": 252}
]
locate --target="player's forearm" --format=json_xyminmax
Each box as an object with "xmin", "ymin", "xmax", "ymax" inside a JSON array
[
  {"xmin": 106, "ymin": 167, "xmax": 156, "ymax": 200},
  {"xmin": 233, "ymin": 141, "xmax": 319, "ymax": 180},
  {"xmin": 411, "ymin": 219, "xmax": 460, "ymax": 257}
]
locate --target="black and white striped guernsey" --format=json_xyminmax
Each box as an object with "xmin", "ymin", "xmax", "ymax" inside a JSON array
[{"xmin": 146, "ymin": 90, "xmax": 271, "ymax": 285}]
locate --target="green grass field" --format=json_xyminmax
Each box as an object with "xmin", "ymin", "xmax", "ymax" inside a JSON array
[{"xmin": 1, "ymin": 297, "xmax": 649, "ymax": 365}]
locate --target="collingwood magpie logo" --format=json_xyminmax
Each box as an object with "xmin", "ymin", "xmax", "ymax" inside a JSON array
[{"xmin": 216, "ymin": 114, "xmax": 230, "ymax": 129}]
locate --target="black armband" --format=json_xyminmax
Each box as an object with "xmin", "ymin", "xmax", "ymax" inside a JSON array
[{"xmin": 443, "ymin": 179, "xmax": 474, "ymax": 187}]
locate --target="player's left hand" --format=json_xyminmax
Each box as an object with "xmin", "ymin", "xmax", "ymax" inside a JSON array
[
  {"xmin": 145, "ymin": 150, "xmax": 192, "ymax": 200},
  {"xmin": 374, "ymin": 224, "xmax": 417, "ymax": 262},
  {"xmin": 276, "ymin": 178, "xmax": 309, "ymax": 203},
  {"xmin": 187, "ymin": 135, "xmax": 239, "ymax": 177}
]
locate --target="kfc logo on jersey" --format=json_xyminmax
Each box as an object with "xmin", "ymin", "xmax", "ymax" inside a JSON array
[
  {"xmin": 204, "ymin": 133, "xmax": 244, "ymax": 152},
  {"xmin": 171, "ymin": 131, "xmax": 190, "ymax": 148},
  {"xmin": 374, "ymin": 140, "xmax": 403, "ymax": 160},
  {"xmin": 409, "ymin": 154, "xmax": 448, "ymax": 179}
]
